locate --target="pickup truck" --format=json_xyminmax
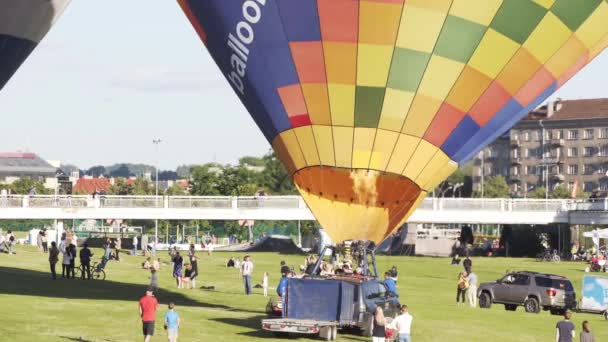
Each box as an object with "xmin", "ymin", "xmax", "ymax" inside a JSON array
[{"xmin": 262, "ymin": 276, "xmax": 400, "ymax": 340}]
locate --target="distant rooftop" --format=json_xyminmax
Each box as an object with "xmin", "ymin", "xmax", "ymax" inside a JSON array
[
  {"xmin": 0, "ymin": 152, "xmax": 57, "ymax": 176},
  {"xmin": 524, "ymin": 98, "xmax": 608, "ymax": 121}
]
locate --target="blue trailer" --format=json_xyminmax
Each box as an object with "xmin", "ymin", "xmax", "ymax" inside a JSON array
[{"xmin": 579, "ymin": 275, "xmax": 608, "ymax": 320}]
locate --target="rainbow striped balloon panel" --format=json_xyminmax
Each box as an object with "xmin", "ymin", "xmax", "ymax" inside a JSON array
[{"xmin": 179, "ymin": 0, "xmax": 608, "ymax": 243}]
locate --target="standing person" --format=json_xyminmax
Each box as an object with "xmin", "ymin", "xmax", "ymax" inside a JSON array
[
  {"xmin": 371, "ymin": 306, "xmax": 386, "ymax": 342},
  {"xmin": 556, "ymin": 311, "xmax": 576, "ymax": 342},
  {"xmin": 41, "ymin": 230, "xmax": 48, "ymax": 253},
  {"xmin": 388, "ymin": 305, "xmax": 413, "ymax": 342},
  {"xmin": 104, "ymin": 238, "xmax": 112, "ymax": 260},
  {"xmin": 49, "ymin": 241, "xmax": 60, "ymax": 280},
  {"xmin": 241, "ymin": 255, "xmax": 254, "ymax": 295},
  {"xmin": 0, "ymin": 231, "xmax": 7, "ymax": 253},
  {"xmin": 190, "ymin": 256, "xmax": 198, "ymax": 289},
  {"xmin": 188, "ymin": 243, "xmax": 195, "ymax": 262},
  {"xmin": 263, "ymin": 272, "xmax": 269, "ymax": 297},
  {"xmin": 164, "ymin": 302, "xmax": 180, "ymax": 342},
  {"xmin": 463, "ymin": 256, "xmax": 472, "ymax": 274},
  {"xmin": 467, "ymin": 269, "xmax": 478, "ymax": 308},
  {"xmin": 79, "ymin": 243, "xmax": 93, "ymax": 280},
  {"xmin": 71, "ymin": 232, "xmax": 78, "ymax": 247},
  {"xmin": 172, "ymin": 251, "xmax": 183, "ymax": 289},
  {"xmin": 277, "ymin": 271, "xmax": 288, "ymax": 317},
  {"xmin": 60, "ymin": 235, "xmax": 71, "ymax": 278},
  {"xmin": 115, "ymin": 237, "xmax": 122, "ymax": 261},
  {"xmin": 133, "ymin": 235, "xmax": 139, "ymax": 256},
  {"xmin": 456, "ymin": 271, "xmax": 468, "ymax": 307},
  {"xmin": 68, "ymin": 242, "xmax": 77, "ymax": 279},
  {"xmin": 580, "ymin": 321, "xmax": 595, "ymax": 342},
  {"xmin": 150, "ymin": 269, "xmax": 159, "ymax": 292},
  {"xmin": 139, "ymin": 288, "xmax": 158, "ymax": 342},
  {"xmin": 37, "ymin": 230, "xmax": 43, "ymax": 252}
]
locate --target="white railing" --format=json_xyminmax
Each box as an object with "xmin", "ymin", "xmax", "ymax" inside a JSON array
[{"xmin": 0, "ymin": 195, "xmax": 607, "ymax": 213}]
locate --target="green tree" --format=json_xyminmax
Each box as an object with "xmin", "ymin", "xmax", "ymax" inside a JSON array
[
  {"xmin": 479, "ymin": 176, "xmax": 510, "ymax": 198},
  {"xmin": 238, "ymin": 156, "xmax": 265, "ymax": 167},
  {"xmin": 9, "ymin": 177, "xmax": 50, "ymax": 194},
  {"xmin": 108, "ymin": 178, "xmax": 130, "ymax": 195},
  {"xmin": 527, "ymin": 187, "xmax": 547, "ymax": 199},
  {"xmin": 216, "ymin": 166, "xmax": 258, "ymax": 196},
  {"xmin": 165, "ymin": 183, "xmax": 186, "ymax": 196},
  {"xmin": 131, "ymin": 179, "xmax": 154, "ymax": 195},
  {"xmin": 189, "ymin": 165, "xmax": 220, "ymax": 195}
]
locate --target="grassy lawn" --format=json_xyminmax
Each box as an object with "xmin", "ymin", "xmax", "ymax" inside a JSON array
[{"xmin": 0, "ymin": 246, "xmax": 606, "ymax": 341}]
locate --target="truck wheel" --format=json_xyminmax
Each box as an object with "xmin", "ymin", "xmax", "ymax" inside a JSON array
[
  {"xmin": 504, "ymin": 304, "xmax": 517, "ymax": 311},
  {"xmin": 479, "ymin": 292, "xmax": 492, "ymax": 309},
  {"xmin": 524, "ymin": 298, "xmax": 540, "ymax": 313}
]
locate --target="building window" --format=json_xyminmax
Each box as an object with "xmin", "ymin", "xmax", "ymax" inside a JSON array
[
  {"xmin": 513, "ymin": 148, "xmax": 520, "ymax": 159},
  {"xmin": 583, "ymin": 164, "xmax": 596, "ymax": 175},
  {"xmin": 600, "ymin": 181, "xmax": 608, "ymax": 191},
  {"xmin": 567, "ymin": 147, "xmax": 578, "ymax": 157},
  {"xmin": 586, "ymin": 182, "xmax": 598, "ymax": 192},
  {"xmin": 554, "ymin": 130, "xmax": 563, "ymax": 139},
  {"xmin": 584, "ymin": 147, "xmax": 596, "ymax": 157},
  {"xmin": 567, "ymin": 129, "xmax": 579, "ymax": 140},
  {"xmin": 557, "ymin": 164, "xmax": 564, "ymax": 174},
  {"xmin": 567, "ymin": 164, "xmax": 578, "ymax": 175},
  {"xmin": 598, "ymin": 164, "xmax": 608, "ymax": 175},
  {"xmin": 583, "ymin": 129, "xmax": 594, "ymax": 140},
  {"xmin": 523, "ymin": 131, "xmax": 530, "ymax": 141},
  {"xmin": 600, "ymin": 128, "xmax": 608, "ymax": 139},
  {"xmin": 526, "ymin": 165, "xmax": 537, "ymax": 175},
  {"xmin": 512, "ymin": 166, "xmax": 520, "ymax": 176},
  {"xmin": 600, "ymin": 146, "xmax": 608, "ymax": 157},
  {"xmin": 512, "ymin": 132, "xmax": 519, "ymax": 140}
]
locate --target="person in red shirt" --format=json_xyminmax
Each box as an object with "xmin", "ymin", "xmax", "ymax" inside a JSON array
[{"xmin": 139, "ymin": 288, "xmax": 158, "ymax": 342}]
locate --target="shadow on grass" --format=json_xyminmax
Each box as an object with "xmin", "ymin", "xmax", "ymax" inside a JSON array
[
  {"xmin": 59, "ymin": 336, "xmax": 93, "ymax": 342},
  {"xmin": 0, "ymin": 266, "xmax": 262, "ymax": 314}
]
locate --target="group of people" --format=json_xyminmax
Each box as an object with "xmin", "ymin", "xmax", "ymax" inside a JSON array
[
  {"xmin": 455, "ymin": 256, "xmax": 478, "ymax": 308},
  {"xmin": 168, "ymin": 248, "xmax": 199, "ymax": 290},
  {"xmin": 36, "ymin": 230, "xmax": 48, "ymax": 253},
  {"xmin": 555, "ymin": 311, "xmax": 596, "ymax": 342},
  {"xmin": 138, "ymin": 288, "xmax": 181, "ymax": 342},
  {"xmin": 48, "ymin": 232, "xmax": 95, "ymax": 280},
  {"xmin": 371, "ymin": 305, "xmax": 414, "ymax": 342},
  {"xmin": 0, "ymin": 230, "xmax": 16, "ymax": 254}
]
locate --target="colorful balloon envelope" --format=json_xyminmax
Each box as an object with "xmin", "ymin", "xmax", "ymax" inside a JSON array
[
  {"xmin": 0, "ymin": 0, "xmax": 71, "ymax": 91},
  {"xmin": 179, "ymin": 0, "xmax": 608, "ymax": 243}
]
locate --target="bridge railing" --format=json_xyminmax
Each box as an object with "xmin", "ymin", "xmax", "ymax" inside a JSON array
[{"xmin": 0, "ymin": 195, "xmax": 606, "ymax": 213}]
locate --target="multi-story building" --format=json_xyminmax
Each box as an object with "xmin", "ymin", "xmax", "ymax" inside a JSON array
[
  {"xmin": 0, "ymin": 152, "xmax": 59, "ymax": 190},
  {"xmin": 472, "ymin": 98, "xmax": 608, "ymax": 197}
]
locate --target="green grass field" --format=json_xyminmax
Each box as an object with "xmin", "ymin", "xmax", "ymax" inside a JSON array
[{"xmin": 0, "ymin": 245, "xmax": 606, "ymax": 341}]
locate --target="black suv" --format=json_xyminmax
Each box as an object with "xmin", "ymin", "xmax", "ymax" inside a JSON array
[{"xmin": 477, "ymin": 271, "xmax": 576, "ymax": 314}]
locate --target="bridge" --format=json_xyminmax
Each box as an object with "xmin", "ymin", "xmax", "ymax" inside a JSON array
[{"xmin": 1, "ymin": 195, "xmax": 608, "ymax": 225}]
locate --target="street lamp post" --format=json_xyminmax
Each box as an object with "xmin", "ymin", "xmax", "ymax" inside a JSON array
[{"xmin": 152, "ymin": 138, "xmax": 162, "ymax": 252}]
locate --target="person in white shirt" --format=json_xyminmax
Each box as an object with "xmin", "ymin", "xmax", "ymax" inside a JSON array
[
  {"xmin": 0, "ymin": 232, "xmax": 6, "ymax": 253},
  {"xmin": 467, "ymin": 270, "xmax": 478, "ymax": 308},
  {"xmin": 133, "ymin": 236, "xmax": 139, "ymax": 255},
  {"xmin": 240, "ymin": 255, "xmax": 254, "ymax": 295},
  {"xmin": 388, "ymin": 304, "xmax": 413, "ymax": 342}
]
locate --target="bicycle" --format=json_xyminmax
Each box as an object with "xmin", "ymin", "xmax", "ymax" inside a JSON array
[
  {"xmin": 74, "ymin": 261, "xmax": 106, "ymax": 280},
  {"xmin": 536, "ymin": 249, "xmax": 561, "ymax": 262}
]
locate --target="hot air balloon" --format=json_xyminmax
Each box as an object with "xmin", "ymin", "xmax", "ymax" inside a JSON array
[
  {"xmin": 179, "ymin": 0, "xmax": 608, "ymax": 244},
  {"xmin": 0, "ymin": 0, "xmax": 71, "ymax": 91}
]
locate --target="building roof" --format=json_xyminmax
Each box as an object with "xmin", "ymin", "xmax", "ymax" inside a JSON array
[
  {"xmin": 0, "ymin": 152, "xmax": 57, "ymax": 176},
  {"xmin": 524, "ymin": 98, "xmax": 608, "ymax": 121},
  {"xmin": 74, "ymin": 178, "xmax": 111, "ymax": 194}
]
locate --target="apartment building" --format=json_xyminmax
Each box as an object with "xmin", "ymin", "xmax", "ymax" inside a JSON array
[{"xmin": 472, "ymin": 98, "xmax": 608, "ymax": 197}]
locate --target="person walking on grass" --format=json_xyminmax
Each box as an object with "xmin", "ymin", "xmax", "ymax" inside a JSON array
[
  {"xmin": 164, "ymin": 302, "xmax": 180, "ymax": 342},
  {"xmin": 49, "ymin": 241, "xmax": 60, "ymax": 280},
  {"xmin": 241, "ymin": 255, "xmax": 254, "ymax": 295},
  {"xmin": 69, "ymin": 242, "xmax": 77, "ymax": 279},
  {"xmin": 150, "ymin": 269, "xmax": 159, "ymax": 293},
  {"xmin": 456, "ymin": 271, "xmax": 468, "ymax": 307},
  {"xmin": 60, "ymin": 235, "xmax": 71, "ymax": 278},
  {"xmin": 371, "ymin": 306, "xmax": 386, "ymax": 342},
  {"xmin": 139, "ymin": 288, "xmax": 158, "ymax": 342},
  {"xmin": 190, "ymin": 256, "xmax": 198, "ymax": 289},
  {"xmin": 467, "ymin": 269, "xmax": 478, "ymax": 308},
  {"xmin": 172, "ymin": 251, "xmax": 183, "ymax": 289},
  {"xmin": 556, "ymin": 311, "xmax": 575, "ymax": 342},
  {"xmin": 580, "ymin": 320, "xmax": 595, "ymax": 342},
  {"xmin": 41, "ymin": 230, "xmax": 48, "ymax": 253},
  {"xmin": 263, "ymin": 272, "xmax": 269, "ymax": 297},
  {"xmin": 388, "ymin": 305, "xmax": 413, "ymax": 342},
  {"xmin": 133, "ymin": 235, "xmax": 139, "ymax": 256}
]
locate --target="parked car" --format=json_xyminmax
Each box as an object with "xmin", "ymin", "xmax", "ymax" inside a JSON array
[{"xmin": 477, "ymin": 271, "xmax": 576, "ymax": 314}]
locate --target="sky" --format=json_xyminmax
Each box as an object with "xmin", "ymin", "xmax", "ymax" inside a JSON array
[{"xmin": 1, "ymin": 1, "xmax": 608, "ymax": 170}]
